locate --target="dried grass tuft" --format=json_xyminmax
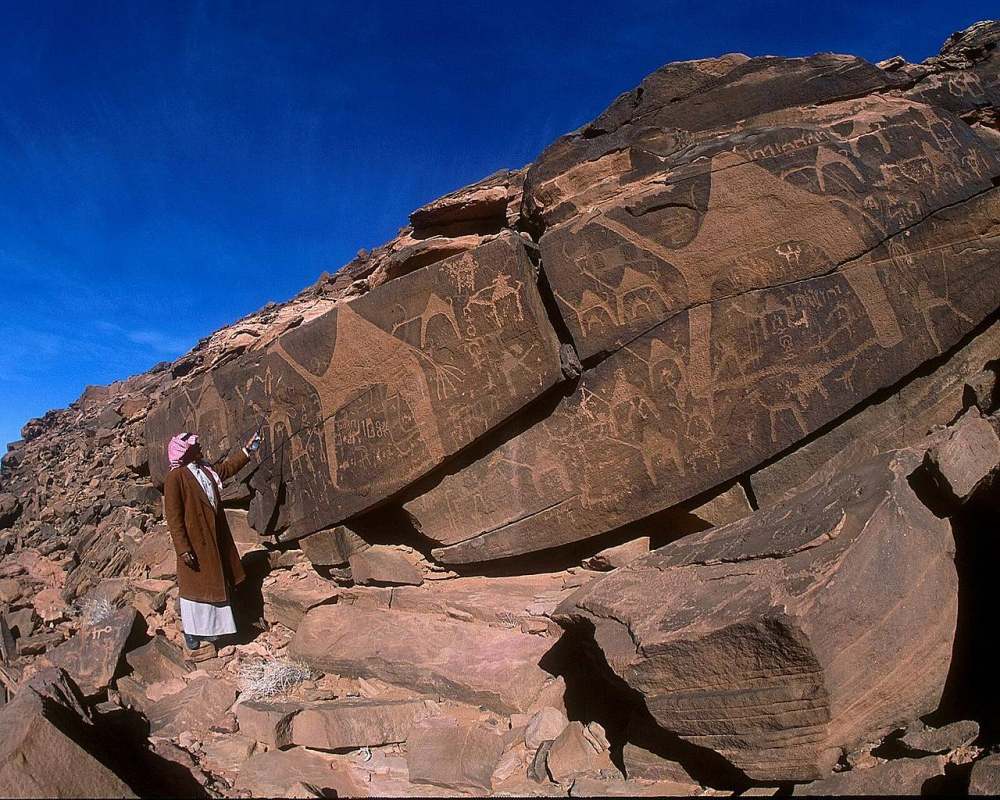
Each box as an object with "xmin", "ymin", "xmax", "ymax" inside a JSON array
[
  {"xmin": 81, "ymin": 597, "xmax": 116, "ymax": 626},
  {"xmin": 237, "ymin": 657, "xmax": 313, "ymax": 701}
]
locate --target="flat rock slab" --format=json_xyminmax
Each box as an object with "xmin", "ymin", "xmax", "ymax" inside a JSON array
[
  {"xmin": 0, "ymin": 668, "xmax": 137, "ymax": 798},
  {"xmin": 234, "ymin": 747, "xmax": 364, "ymax": 798},
  {"xmin": 349, "ymin": 546, "xmax": 423, "ymax": 586},
  {"xmin": 262, "ymin": 571, "xmax": 338, "ymax": 630},
  {"xmin": 236, "ymin": 700, "xmax": 300, "ymax": 747},
  {"xmin": 569, "ymin": 776, "xmax": 702, "ymax": 796},
  {"xmin": 300, "ymin": 525, "xmax": 370, "ymax": 566},
  {"xmin": 410, "ymin": 179, "xmax": 1000, "ymax": 563},
  {"xmin": 43, "ymin": 607, "xmax": 137, "ymax": 697},
  {"xmin": 406, "ymin": 716, "xmax": 505, "ymax": 794},
  {"xmin": 389, "ymin": 573, "xmax": 573, "ymax": 630},
  {"xmin": 539, "ymin": 96, "xmax": 998, "ymax": 362},
  {"xmin": 793, "ymin": 755, "xmax": 946, "ymax": 795},
  {"xmin": 292, "ymin": 698, "xmax": 434, "ymax": 749},
  {"xmin": 289, "ymin": 604, "xmax": 557, "ymax": 714},
  {"xmin": 147, "ymin": 675, "xmax": 238, "ymax": 738},
  {"xmin": 146, "ymin": 232, "xmax": 563, "ymax": 540},
  {"xmin": 554, "ymin": 449, "xmax": 958, "ymax": 782},
  {"xmin": 125, "ymin": 635, "xmax": 191, "ymax": 685}
]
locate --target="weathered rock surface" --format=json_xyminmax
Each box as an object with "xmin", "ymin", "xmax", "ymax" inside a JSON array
[
  {"xmin": 793, "ymin": 755, "xmax": 947, "ymax": 795},
  {"xmin": 235, "ymin": 700, "xmax": 300, "ymax": 747},
  {"xmin": 290, "ymin": 604, "xmax": 556, "ymax": 714},
  {"xmin": 349, "ymin": 546, "xmax": 423, "ymax": 586},
  {"xmin": 555, "ymin": 449, "xmax": 958, "ymax": 781},
  {"xmin": 969, "ymin": 752, "xmax": 1000, "ymax": 795},
  {"xmin": 293, "ymin": 698, "xmax": 433, "ymax": 749},
  {"xmin": 525, "ymin": 706, "xmax": 570, "ymax": 750},
  {"xmin": 410, "ymin": 181, "xmax": 1000, "ymax": 562},
  {"xmin": 545, "ymin": 721, "xmax": 618, "ymax": 785},
  {"xmin": 299, "ymin": 525, "xmax": 370, "ymax": 565},
  {"xmin": 925, "ymin": 408, "xmax": 1000, "ymax": 501},
  {"xmin": 569, "ymin": 775, "xmax": 701, "ymax": 796},
  {"xmin": 234, "ymin": 747, "xmax": 364, "ymax": 797},
  {"xmin": 146, "ymin": 231, "xmax": 563, "ymax": 540},
  {"xmin": 146, "ymin": 675, "xmax": 237, "ymax": 738},
  {"xmin": 0, "ymin": 668, "xmax": 137, "ymax": 798},
  {"xmin": 43, "ymin": 607, "xmax": 137, "ymax": 697},
  {"xmin": 124, "ymin": 634, "xmax": 190, "ymax": 685},
  {"xmin": 900, "ymin": 719, "xmax": 980, "ymax": 755},
  {"xmin": 750, "ymin": 318, "xmax": 1000, "ymax": 506},
  {"xmin": 406, "ymin": 716, "xmax": 505, "ymax": 793},
  {"xmin": 261, "ymin": 570, "xmax": 338, "ymax": 630},
  {"xmin": 0, "ymin": 494, "xmax": 20, "ymax": 530}
]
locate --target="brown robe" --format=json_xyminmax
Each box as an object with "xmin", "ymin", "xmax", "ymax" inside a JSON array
[{"xmin": 164, "ymin": 451, "xmax": 249, "ymax": 603}]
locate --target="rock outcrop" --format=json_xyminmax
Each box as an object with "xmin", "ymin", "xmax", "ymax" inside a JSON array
[
  {"xmin": 289, "ymin": 604, "xmax": 557, "ymax": 714},
  {"xmin": 0, "ymin": 669, "xmax": 137, "ymax": 798},
  {"xmin": 0, "ymin": 18, "xmax": 998, "ymax": 799},
  {"xmin": 554, "ymin": 447, "xmax": 959, "ymax": 781}
]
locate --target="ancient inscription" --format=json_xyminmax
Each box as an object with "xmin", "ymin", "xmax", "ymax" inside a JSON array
[
  {"xmin": 407, "ymin": 190, "xmax": 1000, "ymax": 562},
  {"xmin": 147, "ymin": 232, "xmax": 563, "ymax": 538},
  {"xmin": 541, "ymin": 97, "xmax": 998, "ymax": 361}
]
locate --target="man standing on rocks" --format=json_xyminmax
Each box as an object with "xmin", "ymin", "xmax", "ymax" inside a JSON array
[{"xmin": 164, "ymin": 430, "xmax": 261, "ymax": 661}]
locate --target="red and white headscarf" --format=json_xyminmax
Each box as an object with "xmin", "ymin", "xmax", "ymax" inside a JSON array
[{"xmin": 167, "ymin": 432, "xmax": 198, "ymax": 469}]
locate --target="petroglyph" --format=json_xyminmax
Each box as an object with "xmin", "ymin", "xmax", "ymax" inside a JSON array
[
  {"xmin": 406, "ymin": 188, "xmax": 1000, "ymax": 562},
  {"xmin": 147, "ymin": 233, "xmax": 563, "ymax": 538},
  {"xmin": 539, "ymin": 97, "xmax": 998, "ymax": 362}
]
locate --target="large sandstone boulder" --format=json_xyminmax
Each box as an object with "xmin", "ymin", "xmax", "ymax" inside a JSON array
[
  {"xmin": 0, "ymin": 668, "xmax": 136, "ymax": 798},
  {"xmin": 146, "ymin": 231, "xmax": 563, "ymax": 540},
  {"xmin": 407, "ymin": 90, "xmax": 1000, "ymax": 563},
  {"xmin": 289, "ymin": 604, "xmax": 557, "ymax": 714},
  {"xmin": 406, "ymin": 716, "xmax": 505, "ymax": 793},
  {"xmin": 409, "ymin": 176, "xmax": 1000, "ymax": 562},
  {"xmin": 554, "ymin": 448, "xmax": 958, "ymax": 781},
  {"xmin": 43, "ymin": 607, "xmax": 138, "ymax": 697}
]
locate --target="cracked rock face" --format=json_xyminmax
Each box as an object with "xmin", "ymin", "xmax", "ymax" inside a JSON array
[
  {"xmin": 553, "ymin": 449, "xmax": 958, "ymax": 781},
  {"xmin": 413, "ymin": 185, "xmax": 1000, "ymax": 562},
  {"xmin": 129, "ymin": 22, "xmax": 1000, "ymax": 564},
  {"xmin": 146, "ymin": 231, "xmax": 563, "ymax": 539}
]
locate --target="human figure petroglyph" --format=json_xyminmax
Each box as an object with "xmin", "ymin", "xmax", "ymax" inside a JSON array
[
  {"xmin": 776, "ymin": 243, "xmax": 802, "ymax": 266},
  {"xmin": 465, "ymin": 273, "xmax": 525, "ymax": 328},
  {"xmin": 445, "ymin": 252, "xmax": 477, "ymax": 294}
]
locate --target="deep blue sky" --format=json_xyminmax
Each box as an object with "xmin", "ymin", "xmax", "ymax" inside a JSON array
[{"xmin": 1, "ymin": 1, "xmax": 994, "ymax": 450}]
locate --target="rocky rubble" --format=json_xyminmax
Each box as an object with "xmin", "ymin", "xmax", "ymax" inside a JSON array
[{"xmin": 0, "ymin": 19, "xmax": 999, "ymax": 798}]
